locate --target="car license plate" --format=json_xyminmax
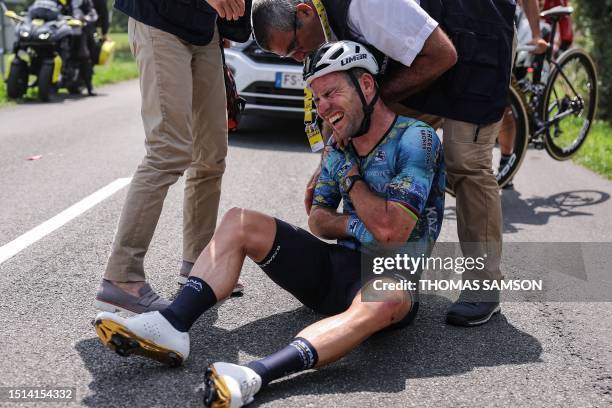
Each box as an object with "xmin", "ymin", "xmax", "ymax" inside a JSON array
[{"xmin": 275, "ymin": 72, "xmax": 304, "ymax": 89}]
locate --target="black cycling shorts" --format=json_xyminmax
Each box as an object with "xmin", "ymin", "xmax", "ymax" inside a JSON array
[{"xmin": 256, "ymin": 218, "xmax": 418, "ymax": 329}]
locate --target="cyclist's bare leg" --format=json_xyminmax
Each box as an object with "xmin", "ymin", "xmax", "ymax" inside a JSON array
[
  {"xmin": 188, "ymin": 208, "xmax": 276, "ymax": 300},
  {"xmin": 498, "ymin": 106, "xmax": 516, "ymax": 156},
  {"xmin": 297, "ymin": 279, "xmax": 413, "ymax": 366},
  {"xmin": 201, "ymin": 278, "xmax": 414, "ymax": 407}
]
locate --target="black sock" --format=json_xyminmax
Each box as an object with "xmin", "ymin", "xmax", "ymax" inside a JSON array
[
  {"xmin": 246, "ymin": 337, "xmax": 319, "ymax": 387},
  {"xmin": 159, "ymin": 277, "xmax": 217, "ymax": 332},
  {"xmin": 500, "ymin": 153, "xmax": 512, "ymax": 166}
]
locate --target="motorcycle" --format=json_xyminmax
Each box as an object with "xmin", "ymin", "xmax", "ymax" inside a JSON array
[{"xmin": 4, "ymin": 5, "xmax": 94, "ymax": 101}]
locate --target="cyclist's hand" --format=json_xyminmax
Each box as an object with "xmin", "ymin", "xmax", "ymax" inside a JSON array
[
  {"xmin": 528, "ymin": 37, "xmax": 548, "ymax": 54},
  {"xmin": 305, "ymin": 166, "xmax": 321, "ymax": 215},
  {"xmin": 207, "ymin": 0, "xmax": 245, "ymax": 20}
]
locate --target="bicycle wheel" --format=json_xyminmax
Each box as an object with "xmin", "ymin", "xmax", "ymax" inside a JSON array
[
  {"xmin": 495, "ymin": 85, "xmax": 529, "ymax": 187},
  {"xmin": 541, "ymin": 48, "xmax": 598, "ymax": 160}
]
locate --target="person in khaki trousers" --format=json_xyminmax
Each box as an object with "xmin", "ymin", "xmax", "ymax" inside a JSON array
[{"xmin": 95, "ymin": 0, "xmax": 245, "ymax": 314}]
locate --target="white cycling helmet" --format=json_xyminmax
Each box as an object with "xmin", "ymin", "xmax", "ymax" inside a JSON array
[{"xmin": 303, "ymin": 40, "xmax": 379, "ymax": 86}]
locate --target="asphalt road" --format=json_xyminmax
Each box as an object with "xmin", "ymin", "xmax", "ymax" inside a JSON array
[{"xmin": 0, "ymin": 80, "xmax": 611, "ymax": 407}]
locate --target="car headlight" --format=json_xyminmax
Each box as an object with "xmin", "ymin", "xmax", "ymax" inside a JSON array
[
  {"xmin": 38, "ymin": 32, "xmax": 50, "ymax": 40},
  {"xmin": 20, "ymin": 31, "xmax": 30, "ymax": 37}
]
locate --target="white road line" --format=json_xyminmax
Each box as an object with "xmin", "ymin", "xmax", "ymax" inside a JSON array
[{"xmin": 0, "ymin": 177, "xmax": 132, "ymax": 265}]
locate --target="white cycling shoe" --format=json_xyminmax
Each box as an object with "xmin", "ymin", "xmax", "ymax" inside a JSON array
[
  {"xmin": 200, "ymin": 362, "xmax": 262, "ymax": 408},
  {"xmin": 94, "ymin": 311, "xmax": 189, "ymax": 367}
]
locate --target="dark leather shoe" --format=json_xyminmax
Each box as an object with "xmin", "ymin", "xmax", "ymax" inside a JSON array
[{"xmin": 446, "ymin": 301, "xmax": 501, "ymax": 326}]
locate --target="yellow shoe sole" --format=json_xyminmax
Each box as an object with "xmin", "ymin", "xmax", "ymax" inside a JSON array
[
  {"xmin": 94, "ymin": 318, "xmax": 183, "ymax": 367},
  {"xmin": 201, "ymin": 366, "xmax": 232, "ymax": 408}
]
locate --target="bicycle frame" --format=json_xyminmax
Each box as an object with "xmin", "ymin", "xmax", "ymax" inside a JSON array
[{"xmin": 515, "ymin": 12, "xmax": 584, "ymax": 143}]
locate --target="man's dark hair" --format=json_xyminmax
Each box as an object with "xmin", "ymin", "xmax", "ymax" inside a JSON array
[
  {"xmin": 252, "ymin": 0, "xmax": 305, "ymax": 51},
  {"xmin": 345, "ymin": 68, "xmax": 374, "ymax": 90}
]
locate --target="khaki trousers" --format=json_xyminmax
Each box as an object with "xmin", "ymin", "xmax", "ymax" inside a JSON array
[
  {"xmin": 443, "ymin": 119, "xmax": 503, "ymax": 282},
  {"xmin": 393, "ymin": 106, "xmax": 503, "ymax": 282},
  {"xmin": 105, "ymin": 18, "xmax": 228, "ymax": 282}
]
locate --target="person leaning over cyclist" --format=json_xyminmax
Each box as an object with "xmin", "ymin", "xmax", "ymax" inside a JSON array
[
  {"xmin": 93, "ymin": 41, "xmax": 446, "ymax": 407},
  {"xmin": 251, "ymin": 0, "xmax": 516, "ymax": 326}
]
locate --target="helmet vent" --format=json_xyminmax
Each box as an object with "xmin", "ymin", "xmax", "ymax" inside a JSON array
[{"xmin": 329, "ymin": 48, "xmax": 344, "ymax": 60}]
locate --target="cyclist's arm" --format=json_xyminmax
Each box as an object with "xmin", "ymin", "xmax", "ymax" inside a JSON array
[
  {"xmin": 308, "ymin": 206, "xmax": 351, "ymax": 240},
  {"xmin": 519, "ymin": 0, "xmax": 548, "ymax": 54},
  {"xmin": 519, "ymin": 0, "xmax": 542, "ymax": 38},
  {"xmin": 349, "ymin": 124, "xmax": 442, "ymax": 243},
  {"xmin": 307, "ymin": 154, "xmax": 348, "ymax": 239},
  {"xmin": 347, "ymin": 178, "xmax": 416, "ymax": 243}
]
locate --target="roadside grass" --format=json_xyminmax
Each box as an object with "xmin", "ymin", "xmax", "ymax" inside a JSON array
[
  {"xmin": 0, "ymin": 32, "xmax": 136, "ymax": 108},
  {"xmin": 91, "ymin": 32, "xmax": 138, "ymax": 86},
  {"xmin": 570, "ymin": 120, "xmax": 612, "ymax": 179},
  {"xmin": 0, "ymin": 55, "xmax": 12, "ymax": 108}
]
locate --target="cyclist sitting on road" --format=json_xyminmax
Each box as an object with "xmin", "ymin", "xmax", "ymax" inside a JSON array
[{"xmin": 93, "ymin": 41, "xmax": 446, "ymax": 408}]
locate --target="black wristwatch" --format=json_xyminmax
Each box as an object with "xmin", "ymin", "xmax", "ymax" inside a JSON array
[{"xmin": 342, "ymin": 175, "xmax": 363, "ymax": 195}]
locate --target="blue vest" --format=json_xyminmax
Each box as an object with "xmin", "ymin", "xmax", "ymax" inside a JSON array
[
  {"xmin": 114, "ymin": 0, "xmax": 217, "ymax": 46},
  {"xmin": 321, "ymin": 0, "xmax": 516, "ymax": 125}
]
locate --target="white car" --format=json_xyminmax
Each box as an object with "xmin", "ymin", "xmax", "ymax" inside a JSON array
[{"xmin": 224, "ymin": 39, "xmax": 305, "ymax": 118}]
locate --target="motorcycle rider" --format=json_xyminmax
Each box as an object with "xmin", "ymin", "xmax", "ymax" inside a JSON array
[
  {"xmin": 92, "ymin": 0, "xmax": 110, "ymax": 42},
  {"xmin": 30, "ymin": 0, "xmax": 98, "ymax": 95},
  {"xmin": 28, "ymin": 0, "xmax": 62, "ymax": 20},
  {"xmin": 28, "ymin": 0, "xmax": 98, "ymax": 95},
  {"xmin": 60, "ymin": 0, "xmax": 98, "ymax": 95}
]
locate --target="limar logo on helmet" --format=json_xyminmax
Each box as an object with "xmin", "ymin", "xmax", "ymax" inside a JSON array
[{"xmin": 341, "ymin": 54, "xmax": 368, "ymax": 66}]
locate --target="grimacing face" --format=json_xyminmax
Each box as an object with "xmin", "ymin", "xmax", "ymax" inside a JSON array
[{"xmin": 310, "ymin": 72, "xmax": 365, "ymax": 144}]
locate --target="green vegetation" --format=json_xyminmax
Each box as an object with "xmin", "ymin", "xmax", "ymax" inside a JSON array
[
  {"xmin": 1, "ymin": 32, "xmax": 136, "ymax": 108},
  {"xmin": 571, "ymin": 120, "xmax": 612, "ymax": 179},
  {"xmin": 0, "ymin": 53, "xmax": 16, "ymax": 108},
  {"xmin": 109, "ymin": 1, "xmax": 129, "ymax": 32},
  {"xmin": 568, "ymin": 1, "xmax": 612, "ymax": 179},
  {"xmin": 573, "ymin": 0, "xmax": 612, "ymax": 122}
]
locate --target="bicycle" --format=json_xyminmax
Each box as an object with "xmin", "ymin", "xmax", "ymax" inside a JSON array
[{"xmin": 494, "ymin": 5, "xmax": 598, "ymax": 189}]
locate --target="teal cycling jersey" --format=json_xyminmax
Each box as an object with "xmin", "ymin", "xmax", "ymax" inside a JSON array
[{"xmin": 313, "ymin": 115, "xmax": 446, "ymax": 252}]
